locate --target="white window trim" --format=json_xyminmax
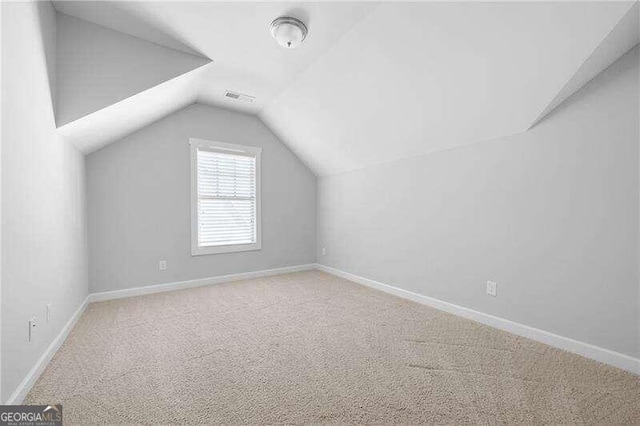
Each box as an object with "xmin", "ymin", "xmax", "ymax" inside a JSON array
[{"xmin": 190, "ymin": 138, "xmax": 262, "ymax": 256}]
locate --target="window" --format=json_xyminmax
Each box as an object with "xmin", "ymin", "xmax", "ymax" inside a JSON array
[{"xmin": 190, "ymin": 138, "xmax": 261, "ymax": 255}]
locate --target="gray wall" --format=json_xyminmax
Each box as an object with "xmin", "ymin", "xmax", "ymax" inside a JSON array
[
  {"xmin": 87, "ymin": 104, "xmax": 316, "ymax": 293},
  {"xmin": 55, "ymin": 12, "xmax": 207, "ymax": 126},
  {"xmin": 1, "ymin": 2, "xmax": 88, "ymax": 401},
  {"xmin": 318, "ymin": 47, "xmax": 639, "ymax": 358}
]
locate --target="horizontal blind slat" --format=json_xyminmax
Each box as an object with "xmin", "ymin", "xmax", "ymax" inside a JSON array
[{"xmin": 197, "ymin": 148, "xmax": 257, "ymax": 247}]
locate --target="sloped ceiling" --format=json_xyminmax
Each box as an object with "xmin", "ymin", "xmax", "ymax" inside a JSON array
[
  {"xmin": 529, "ymin": 2, "xmax": 640, "ymax": 129},
  {"xmin": 53, "ymin": 1, "xmax": 375, "ymax": 116},
  {"xmin": 261, "ymin": 2, "xmax": 636, "ymax": 175},
  {"xmin": 51, "ymin": 1, "xmax": 638, "ymax": 175},
  {"xmin": 56, "ymin": 13, "xmax": 210, "ymax": 127},
  {"xmin": 58, "ymin": 65, "xmax": 210, "ymax": 153}
]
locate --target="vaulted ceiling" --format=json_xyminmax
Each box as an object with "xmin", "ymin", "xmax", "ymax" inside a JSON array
[{"xmin": 52, "ymin": 1, "xmax": 639, "ymax": 175}]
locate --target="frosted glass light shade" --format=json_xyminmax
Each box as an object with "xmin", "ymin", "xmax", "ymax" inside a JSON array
[{"xmin": 270, "ymin": 17, "xmax": 308, "ymax": 49}]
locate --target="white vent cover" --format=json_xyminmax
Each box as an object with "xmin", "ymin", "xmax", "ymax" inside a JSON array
[{"xmin": 225, "ymin": 91, "xmax": 255, "ymax": 103}]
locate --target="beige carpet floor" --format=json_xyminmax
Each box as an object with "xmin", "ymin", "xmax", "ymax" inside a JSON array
[{"xmin": 26, "ymin": 270, "xmax": 639, "ymax": 424}]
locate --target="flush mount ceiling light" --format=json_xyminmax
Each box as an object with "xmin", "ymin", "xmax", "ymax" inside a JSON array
[{"xmin": 270, "ymin": 16, "xmax": 308, "ymax": 49}]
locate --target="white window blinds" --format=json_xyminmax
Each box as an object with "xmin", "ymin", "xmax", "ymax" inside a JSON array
[{"xmin": 196, "ymin": 147, "xmax": 258, "ymax": 248}]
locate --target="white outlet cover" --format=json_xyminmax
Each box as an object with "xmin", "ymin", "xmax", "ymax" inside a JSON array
[
  {"xmin": 487, "ymin": 281, "xmax": 497, "ymax": 297},
  {"xmin": 29, "ymin": 317, "xmax": 37, "ymax": 342},
  {"xmin": 321, "ymin": 248, "xmax": 326, "ymax": 256},
  {"xmin": 159, "ymin": 260, "xmax": 167, "ymax": 271}
]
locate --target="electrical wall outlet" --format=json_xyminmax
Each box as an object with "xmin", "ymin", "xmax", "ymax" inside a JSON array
[
  {"xmin": 46, "ymin": 303, "xmax": 52, "ymax": 323},
  {"xmin": 321, "ymin": 247, "xmax": 326, "ymax": 256},
  {"xmin": 486, "ymin": 281, "xmax": 497, "ymax": 297},
  {"xmin": 159, "ymin": 260, "xmax": 167, "ymax": 271},
  {"xmin": 28, "ymin": 317, "xmax": 37, "ymax": 342}
]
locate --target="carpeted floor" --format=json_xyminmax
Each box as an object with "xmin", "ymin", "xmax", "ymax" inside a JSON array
[{"xmin": 26, "ymin": 270, "xmax": 639, "ymax": 424}]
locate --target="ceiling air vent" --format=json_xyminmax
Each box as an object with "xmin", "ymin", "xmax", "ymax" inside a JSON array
[{"xmin": 225, "ymin": 91, "xmax": 255, "ymax": 103}]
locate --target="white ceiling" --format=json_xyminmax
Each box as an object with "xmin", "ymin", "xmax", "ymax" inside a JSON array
[
  {"xmin": 529, "ymin": 2, "xmax": 640, "ymax": 129},
  {"xmin": 56, "ymin": 13, "xmax": 210, "ymax": 127},
  {"xmin": 261, "ymin": 2, "xmax": 636, "ymax": 175},
  {"xmin": 51, "ymin": 1, "xmax": 638, "ymax": 175},
  {"xmin": 58, "ymin": 65, "xmax": 210, "ymax": 153},
  {"xmin": 53, "ymin": 1, "xmax": 376, "ymax": 115}
]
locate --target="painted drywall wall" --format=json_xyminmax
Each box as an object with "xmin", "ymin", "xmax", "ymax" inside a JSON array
[
  {"xmin": 55, "ymin": 13, "xmax": 209, "ymax": 127},
  {"xmin": 1, "ymin": 2, "xmax": 88, "ymax": 401},
  {"xmin": 87, "ymin": 103, "xmax": 316, "ymax": 293},
  {"xmin": 318, "ymin": 47, "xmax": 639, "ymax": 358}
]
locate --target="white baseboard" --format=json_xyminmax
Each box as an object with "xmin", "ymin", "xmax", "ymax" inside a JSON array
[
  {"xmin": 8, "ymin": 262, "xmax": 636, "ymax": 405},
  {"xmin": 6, "ymin": 296, "xmax": 89, "ymax": 405},
  {"xmin": 316, "ymin": 264, "xmax": 640, "ymax": 375},
  {"xmin": 88, "ymin": 264, "xmax": 317, "ymax": 303},
  {"xmin": 6, "ymin": 264, "xmax": 315, "ymax": 404}
]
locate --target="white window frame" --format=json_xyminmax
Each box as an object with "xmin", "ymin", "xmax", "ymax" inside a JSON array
[{"xmin": 190, "ymin": 138, "xmax": 262, "ymax": 256}]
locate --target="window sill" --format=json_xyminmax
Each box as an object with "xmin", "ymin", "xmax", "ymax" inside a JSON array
[{"xmin": 191, "ymin": 242, "xmax": 261, "ymax": 256}]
